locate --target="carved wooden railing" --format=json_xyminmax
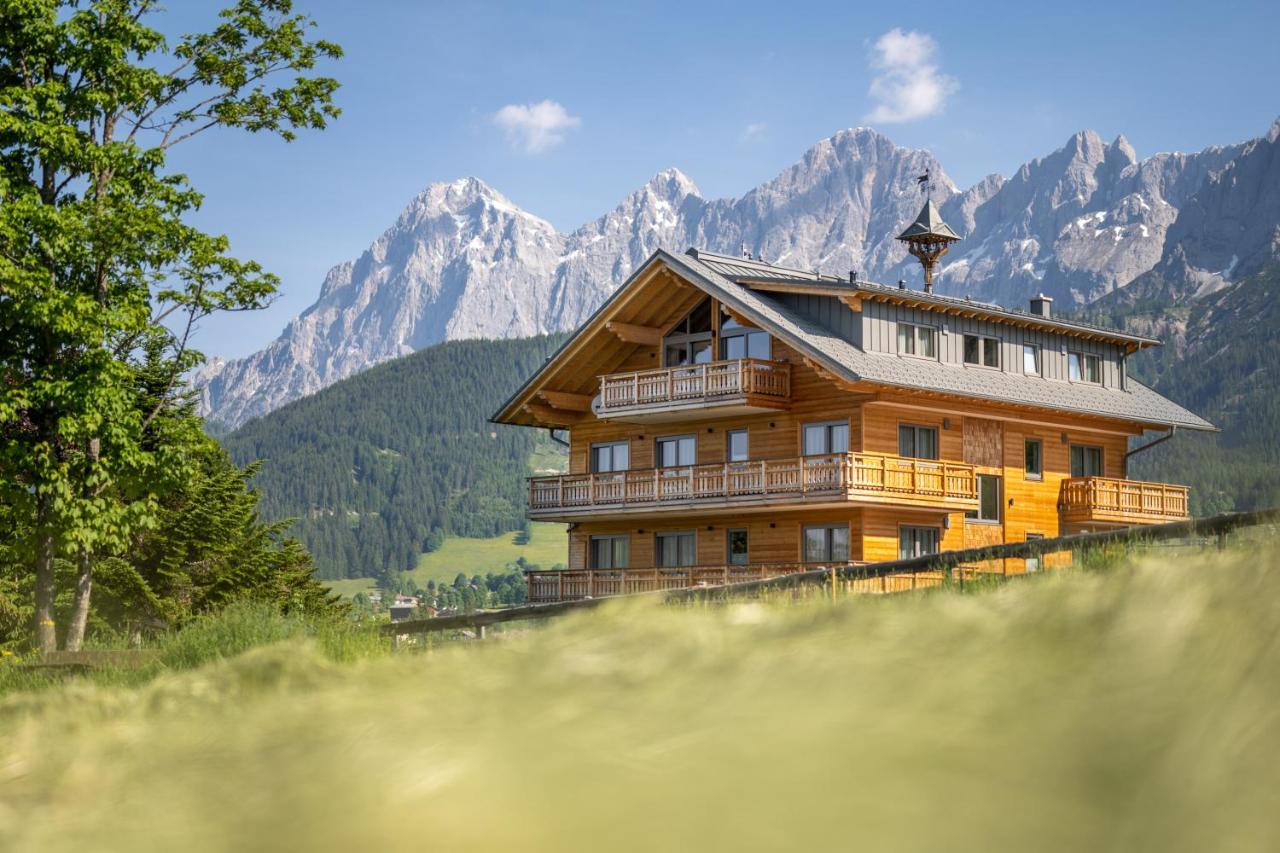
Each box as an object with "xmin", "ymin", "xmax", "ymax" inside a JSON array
[
  {"xmin": 1059, "ymin": 476, "xmax": 1190, "ymax": 522},
  {"xmin": 525, "ymin": 562, "xmax": 849, "ymax": 602},
  {"xmin": 598, "ymin": 358, "xmax": 790, "ymax": 411},
  {"xmin": 528, "ymin": 452, "xmax": 978, "ymax": 513},
  {"xmin": 523, "ymin": 561, "xmax": 1004, "ymax": 603}
]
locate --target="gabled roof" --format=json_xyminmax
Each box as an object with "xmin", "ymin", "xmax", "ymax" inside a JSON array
[
  {"xmin": 897, "ymin": 199, "xmax": 959, "ymax": 241},
  {"xmin": 491, "ymin": 248, "xmax": 1215, "ymax": 432}
]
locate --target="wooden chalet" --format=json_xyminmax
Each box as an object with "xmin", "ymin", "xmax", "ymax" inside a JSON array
[{"xmin": 492, "ymin": 201, "xmax": 1214, "ymax": 602}]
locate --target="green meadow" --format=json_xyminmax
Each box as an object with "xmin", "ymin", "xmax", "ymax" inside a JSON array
[
  {"xmin": 323, "ymin": 522, "xmax": 568, "ymax": 597},
  {"xmin": 2, "ymin": 542, "xmax": 1278, "ymax": 851}
]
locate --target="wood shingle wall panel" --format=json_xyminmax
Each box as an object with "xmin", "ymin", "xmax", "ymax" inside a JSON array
[{"xmin": 963, "ymin": 418, "xmax": 1004, "ymax": 469}]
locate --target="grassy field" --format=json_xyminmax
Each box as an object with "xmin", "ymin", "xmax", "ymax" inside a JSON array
[
  {"xmin": 2, "ymin": 543, "xmax": 1279, "ymax": 850},
  {"xmin": 323, "ymin": 522, "xmax": 568, "ymax": 596}
]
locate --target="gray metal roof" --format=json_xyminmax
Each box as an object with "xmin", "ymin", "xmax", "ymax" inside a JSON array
[
  {"xmin": 897, "ymin": 198, "xmax": 960, "ymax": 241},
  {"xmin": 689, "ymin": 249, "xmax": 1161, "ymax": 347},
  {"xmin": 665, "ymin": 250, "xmax": 1215, "ymax": 432}
]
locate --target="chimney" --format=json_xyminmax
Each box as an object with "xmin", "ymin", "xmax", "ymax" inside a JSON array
[
  {"xmin": 1029, "ymin": 294, "xmax": 1053, "ymax": 318},
  {"xmin": 849, "ymin": 270, "xmax": 858, "ymax": 284},
  {"xmin": 898, "ymin": 279, "xmax": 906, "ymax": 290}
]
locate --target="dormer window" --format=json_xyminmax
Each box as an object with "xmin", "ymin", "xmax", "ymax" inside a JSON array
[
  {"xmin": 1069, "ymin": 351, "xmax": 1101, "ymax": 384},
  {"xmin": 964, "ymin": 334, "xmax": 999, "ymax": 368},
  {"xmin": 1023, "ymin": 344, "xmax": 1041, "ymax": 376},
  {"xmin": 897, "ymin": 322, "xmax": 937, "ymax": 358}
]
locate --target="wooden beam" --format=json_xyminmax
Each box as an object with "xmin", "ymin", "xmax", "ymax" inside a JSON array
[
  {"xmin": 721, "ymin": 305, "xmax": 758, "ymax": 328},
  {"xmin": 523, "ymin": 403, "xmax": 584, "ymax": 426},
  {"xmin": 606, "ymin": 321, "xmax": 663, "ymax": 346},
  {"xmin": 838, "ymin": 295, "xmax": 863, "ymax": 312},
  {"xmin": 538, "ymin": 390, "xmax": 593, "ymax": 411}
]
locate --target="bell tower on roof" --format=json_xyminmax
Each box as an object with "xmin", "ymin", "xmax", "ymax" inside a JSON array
[{"xmin": 896, "ymin": 171, "xmax": 959, "ymax": 294}]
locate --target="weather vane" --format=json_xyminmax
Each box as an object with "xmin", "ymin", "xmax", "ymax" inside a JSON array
[{"xmin": 916, "ymin": 169, "xmax": 931, "ymax": 200}]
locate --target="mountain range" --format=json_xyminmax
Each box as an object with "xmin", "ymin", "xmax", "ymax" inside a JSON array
[{"xmin": 196, "ymin": 116, "xmax": 1280, "ymax": 428}]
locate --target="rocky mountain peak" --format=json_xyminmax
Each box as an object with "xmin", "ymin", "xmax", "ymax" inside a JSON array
[{"xmin": 196, "ymin": 119, "xmax": 1279, "ymax": 428}]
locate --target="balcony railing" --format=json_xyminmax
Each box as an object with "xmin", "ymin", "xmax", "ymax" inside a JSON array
[
  {"xmin": 525, "ymin": 562, "xmax": 998, "ymax": 603},
  {"xmin": 1059, "ymin": 476, "xmax": 1190, "ymax": 525},
  {"xmin": 597, "ymin": 358, "xmax": 790, "ymax": 413},
  {"xmin": 527, "ymin": 452, "xmax": 979, "ymax": 517},
  {"xmin": 526, "ymin": 562, "xmax": 847, "ymax": 602}
]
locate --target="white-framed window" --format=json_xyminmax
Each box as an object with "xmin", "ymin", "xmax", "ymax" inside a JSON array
[
  {"xmin": 966, "ymin": 474, "xmax": 1002, "ymax": 522},
  {"xmin": 1023, "ymin": 343, "xmax": 1041, "ymax": 375},
  {"xmin": 803, "ymin": 524, "xmax": 849, "ymax": 562},
  {"xmin": 899, "ymin": 526, "xmax": 940, "ymax": 559},
  {"xmin": 1069, "ymin": 351, "xmax": 1101, "ymax": 383},
  {"xmin": 964, "ymin": 334, "xmax": 1000, "ymax": 368},
  {"xmin": 656, "ymin": 435, "xmax": 696, "ymax": 469},
  {"xmin": 656, "ymin": 531, "xmax": 697, "ymax": 567},
  {"xmin": 726, "ymin": 429, "xmax": 749, "ymax": 463},
  {"xmin": 897, "ymin": 322, "xmax": 938, "ymax": 358},
  {"xmin": 727, "ymin": 529, "xmax": 749, "ymax": 565},
  {"xmin": 591, "ymin": 441, "xmax": 630, "ymax": 473},
  {"xmin": 1025, "ymin": 533, "xmax": 1045, "ymax": 573},
  {"xmin": 803, "ymin": 421, "xmax": 849, "ymax": 456},
  {"xmin": 1024, "ymin": 439, "xmax": 1043, "ymax": 480},
  {"xmin": 590, "ymin": 535, "xmax": 629, "ymax": 569},
  {"xmin": 898, "ymin": 424, "xmax": 939, "ymax": 460},
  {"xmin": 1070, "ymin": 444, "xmax": 1104, "ymax": 477}
]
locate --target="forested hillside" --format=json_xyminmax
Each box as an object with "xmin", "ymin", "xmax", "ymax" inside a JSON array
[
  {"xmin": 1088, "ymin": 264, "xmax": 1280, "ymax": 514},
  {"xmin": 221, "ymin": 335, "xmax": 568, "ymax": 581}
]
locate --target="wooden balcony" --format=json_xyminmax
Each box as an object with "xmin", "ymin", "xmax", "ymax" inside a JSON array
[
  {"xmin": 1059, "ymin": 476, "xmax": 1190, "ymax": 527},
  {"xmin": 526, "ymin": 562, "xmax": 846, "ymax": 603},
  {"xmin": 525, "ymin": 562, "xmax": 997, "ymax": 603},
  {"xmin": 527, "ymin": 452, "xmax": 979, "ymax": 520},
  {"xmin": 594, "ymin": 358, "xmax": 791, "ymax": 422}
]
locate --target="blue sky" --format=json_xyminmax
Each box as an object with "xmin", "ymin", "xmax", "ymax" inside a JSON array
[{"xmin": 166, "ymin": 0, "xmax": 1280, "ymax": 359}]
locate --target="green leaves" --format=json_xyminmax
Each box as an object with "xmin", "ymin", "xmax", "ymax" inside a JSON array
[{"xmin": 0, "ymin": 0, "xmax": 342, "ymax": 647}]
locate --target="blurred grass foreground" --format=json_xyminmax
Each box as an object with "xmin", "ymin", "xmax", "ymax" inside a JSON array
[{"xmin": 2, "ymin": 546, "xmax": 1279, "ymax": 852}]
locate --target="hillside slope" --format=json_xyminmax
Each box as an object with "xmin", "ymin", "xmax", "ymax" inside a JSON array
[{"xmin": 220, "ymin": 335, "xmax": 567, "ymax": 581}]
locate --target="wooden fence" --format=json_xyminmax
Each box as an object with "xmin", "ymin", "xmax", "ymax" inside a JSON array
[{"xmin": 381, "ymin": 507, "xmax": 1280, "ymax": 638}]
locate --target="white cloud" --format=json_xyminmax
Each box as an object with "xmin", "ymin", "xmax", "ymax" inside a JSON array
[
  {"xmin": 864, "ymin": 28, "xmax": 958, "ymax": 124},
  {"xmin": 740, "ymin": 122, "xmax": 768, "ymax": 143},
  {"xmin": 492, "ymin": 100, "xmax": 581, "ymax": 153}
]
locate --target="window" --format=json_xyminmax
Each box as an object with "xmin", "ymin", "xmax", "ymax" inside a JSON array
[
  {"xmin": 1023, "ymin": 344, "xmax": 1041, "ymax": 376},
  {"xmin": 803, "ymin": 421, "xmax": 849, "ymax": 456},
  {"xmin": 1070, "ymin": 444, "xmax": 1104, "ymax": 477},
  {"xmin": 966, "ymin": 474, "xmax": 1002, "ymax": 522},
  {"xmin": 720, "ymin": 311, "xmax": 771, "ymax": 361},
  {"xmin": 897, "ymin": 323, "xmax": 938, "ymax": 358},
  {"xmin": 727, "ymin": 529, "xmax": 749, "ymax": 565},
  {"xmin": 656, "ymin": 531, "xmax": 697, "ymax": 567},
  {"xmin": 656, "ymin": 435, "xmax": 696, "ymax": 469},
  {"xmin": 590, "ymin": 535, "xmax": 629, "ymax": 569},
  {"xmin": 591, "ymin": 441, "xmax": 629, "ymax": 473},
  {"xmin": 803, "ymin": 524, "xmax": 849, "ymax": 562},
  {"xmin": 726, "ymin": 429, "xmax": 749, "ymax": 463},
  {"xmin": 1069, "ymin": 351, "xmax": 1101, "ymax": 383},
  {"xmin": 898, "ymin": 424, "xmax": 939, "ymax": 460},
  {"xmin": 1024, "ymin": 439, "xmax": 1043, "ymax": 480},
  {"xmin": 899, "ymin": 526, "xmax": 940, "ymax": 559},
  {"xmin": 1025, "ymin": 534, "xmax": 1045, "ymax": 573},
  {"xmin": 663, "ymin": 298, "xmax": 714, "ymax": 366},
  {"xmin": 964, "ymin": 334, "xmax": 1000, "ymax": 368}
]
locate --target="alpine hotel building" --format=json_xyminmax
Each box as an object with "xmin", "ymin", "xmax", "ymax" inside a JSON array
[{"xmin": 492, "ymin": 200, "xmax": 1214, "ymax": 602}]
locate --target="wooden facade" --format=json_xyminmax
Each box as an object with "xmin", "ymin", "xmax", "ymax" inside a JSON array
[{"xmin": 492, "ymin": 250, "xmax": 1203, "ymax": 602}]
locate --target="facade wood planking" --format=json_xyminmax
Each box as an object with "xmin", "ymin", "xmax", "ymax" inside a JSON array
[{"xmin": 493, "ymin": 210, "xmax": 1212, "ymax": 602}]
